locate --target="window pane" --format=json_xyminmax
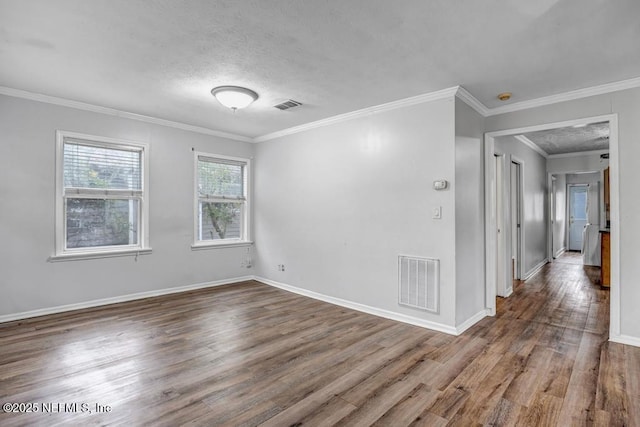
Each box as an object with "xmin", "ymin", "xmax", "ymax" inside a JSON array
[
  {"xmin": 64, "ymin": 142, "xmax": 141, "ymax": 190},
  {"xmin": 199, "ymin": 202, "xmax": 242, "ymax": 240},
  {"xmin": 198, "ymin": 160, "xmax": 244, "ymax": 198},
  {"xmin": 66, "ymin": 198, "xmax": 139, "ymax": 248}
]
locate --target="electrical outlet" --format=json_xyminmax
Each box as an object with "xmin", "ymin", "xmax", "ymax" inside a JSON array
[
  {"xmin": 432, "ymin": 206, "xmax": 442, "ymax": 219},
  {"xmin": 277, "ymin": 264, "xmax": 286, "ymax": 271}
]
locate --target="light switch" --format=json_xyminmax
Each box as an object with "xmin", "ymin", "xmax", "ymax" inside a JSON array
[{"xmin": 432, "ymin": 206, "xmax": 442, "ymax": 219}]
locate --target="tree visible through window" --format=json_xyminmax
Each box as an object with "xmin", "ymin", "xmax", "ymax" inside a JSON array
[{"xmin": 196, "ymin": 155, "xmax": 248, "ymax": 243}]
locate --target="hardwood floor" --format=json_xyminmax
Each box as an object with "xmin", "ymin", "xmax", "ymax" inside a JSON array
[{"xmin": 1, "ymin": 257, "xmax": 638, "ymax": 426}]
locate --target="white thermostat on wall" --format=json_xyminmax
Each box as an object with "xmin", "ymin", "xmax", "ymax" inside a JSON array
[{"xmin": 433, "ymin": 180, "xmax": 448, "ymax": 190}]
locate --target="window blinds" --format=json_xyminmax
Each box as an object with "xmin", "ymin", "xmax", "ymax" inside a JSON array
[
  {"xmin": 197, "ymin": 156, "xmax": 245, "ymax": 200},
  {"xmin": 63, "ymin": 140, "xmax": 142, "ymax": 191}
]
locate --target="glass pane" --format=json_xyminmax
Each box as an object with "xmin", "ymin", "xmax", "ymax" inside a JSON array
[
  {"xmin": 66, "ymin": 198, "xmax": 139, "ymax": 248},
  {"xmin": 198, "ymin": 160, "xmax": 243, "ymax": 198},
  {"xmin": 64, "ymin": 142, "xmax": 141, "ymax": 190},
  {"xmin": 571, "ymin": 188, "xmax": 588, "ymax": 220},
  {"xmin": 199, "ymin": 202, "xmax": 242, "ymax": 240}
]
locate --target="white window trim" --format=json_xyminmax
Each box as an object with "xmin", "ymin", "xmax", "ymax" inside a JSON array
[
  {"xmin": 192, "ymin": 152, "xmax": 252, "ymax": 249},
  {"xmin": 50, "ymin": 131, "xmax": 151, "ymax": 261}
]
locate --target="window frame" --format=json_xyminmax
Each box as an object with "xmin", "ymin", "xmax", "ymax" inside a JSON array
[
  {"xmin": 52, "ymin": 131, "xmax": 151, "ymax": 261},
  {"xmin": 192, "ymin": 152, "xmax": 252, "ymax": 249}
]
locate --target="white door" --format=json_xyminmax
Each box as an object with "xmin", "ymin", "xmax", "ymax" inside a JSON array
[{"xmin": 568, "ymin": 185, "xmax": 588, "ymax": 251}]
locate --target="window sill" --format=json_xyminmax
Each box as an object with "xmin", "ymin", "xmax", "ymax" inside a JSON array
[
  {"xmin": 48, "ymin": 248, "xmax": 152, "ymax": 262},
  {"xmin": 191, "ymin": 241, "xmax": 254, "ymax": 250}
]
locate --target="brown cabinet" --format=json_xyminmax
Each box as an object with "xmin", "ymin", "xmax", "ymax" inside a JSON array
[{"xmin": 601, "ymin": 230, "xmax": 610, "ymax": 287}]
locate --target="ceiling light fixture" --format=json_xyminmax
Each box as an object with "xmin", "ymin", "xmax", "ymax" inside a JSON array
[
  {"xmin": 497, "ymin": 92, "xmax": 512, "ymax": 101},
  {"xmin": 211, "ymin": 86, "xmax": 258, "ymax": 111}
]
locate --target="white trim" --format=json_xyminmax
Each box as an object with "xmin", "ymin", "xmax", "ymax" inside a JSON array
[
  {"xmin": 0, "ymin": 276, "xmax": 254, "ymax": 324},
  {"xmin": 486, "ymin": 76, "xmax": 640, "ymax": 116},
  {"xmin": 523, "ymin": 258, "xmax": 549, "ymax": 280},
  {"xmin": 456, "ymin": 309, "xmax": 491, "ymax": 334},
  {"xmin": 0, "ymin": 86, "xmax": 252, "ymax": 143},
  {"xmin": 455, "ymin": 86, "xmax": 491, "ymax": 116},
  {"xmin": 608, "ymin": 115, "xmax": 620, "ymax": 338},
  {"xmin": 193, "ymin": 152, "xmax": 252, "ymax": 245},
  {"xmin": 547, "ymin": 149, "xmax": 609, "ymax": 159},
  {"xmin": 49, "ymin": 248, "xmax": 152, "ymax": 262},
  {"xmin": 513, "ymin": 135, "xmax": 549, "ymax": 158},
  {"xmin": 254, "ymin": 86, "xmax": 459, "ymax": 142},
  {"xmin": 509, "ymin": 155, "xmax": 526, "ymax": 282},
  {"xmin": 610, "ymin": 334, "xmax": 640, "ymax": 348},
  {"xmin": 55, "ymin": 131, "xmax": 151, "ymax": 258},
  {"xmin": 191, "ymin": 241, "xmax": 253, "ymax": 250},
  {"xmin": 554, "ymin": 247, "xmax": 566, "ymax": 259},
  {"xmin": 255, "ymin": 276, "xmax": 459, "ymax": 335},
  {"xmin": 484, "ymin": 114, "xmax": 618, "ymax": 138}
]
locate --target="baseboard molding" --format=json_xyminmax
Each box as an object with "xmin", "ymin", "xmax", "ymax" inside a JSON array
[
  {"xmin": 254, "ymin": 276, "xmax": 459, "ymax": 335},
  {"xmin": 554, "ymin": 247, "xmax": 566, "ymax": 258},
  {"xmin": 524, "ymin": 258, "xmax": 549, "ymax": 280},
  {"xmin": 455, "ymin": 309, "xmax": 490, "ymax": 335},
  {"xmin": 609, "ymin": 333, "xmax": 640, "ymax": 348},
  {"xmin": 0, "ymin": 276, "xmax": 254, "ymax": 324}
]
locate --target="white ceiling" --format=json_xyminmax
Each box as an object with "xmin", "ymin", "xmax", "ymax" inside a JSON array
[
  {"xmin": 1, "ymin": 0, "xmax": 639, "ymax": 139},
  {"xmin": 521, "ymin": 122, "xmax": 609, "ymax": 155}
]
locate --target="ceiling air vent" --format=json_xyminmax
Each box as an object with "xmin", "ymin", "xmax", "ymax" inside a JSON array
[{"xmin": 274, "ymin": 99, "xmax": 303, "ymax": 111}]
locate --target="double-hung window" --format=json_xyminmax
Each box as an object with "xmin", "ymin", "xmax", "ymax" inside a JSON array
[
  {"xmin": 54, "ymin": 131, "xmax": 150, "ymax": 260},
  {"xmin": 194, "ymin": 153, "xmax": 250, "ymax": 247}
]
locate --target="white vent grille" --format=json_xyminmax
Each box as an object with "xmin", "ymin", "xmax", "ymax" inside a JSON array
[
  {"xmin": 274, "ymin": 99, "xmax": 303, "ymax": 110},
  {"xmin": 398, "ymin": 255, "xmax": 439, "ymax": 313}
]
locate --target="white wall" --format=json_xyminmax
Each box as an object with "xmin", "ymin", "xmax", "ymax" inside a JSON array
[
  {"xmin": 254, "ymin": 97, "xmax": 459, "ymax": 328},
  {"xmin": 494, "ymin": 135, "xmax": 548, "ymax": 276},
  {"xmin": 0, "ymin": 95, "xmax": 255, "ymax": 318},
  {"xmin": 547, "ymin": 152, "xmax": 608, "ymax": 174},
  {"xmin": 454, "ymin": 99, "xmax": 486, "ymax": 325},
  {"xmin": 486, "ymin": 87, "xmax": 640, "ymax": 343}
]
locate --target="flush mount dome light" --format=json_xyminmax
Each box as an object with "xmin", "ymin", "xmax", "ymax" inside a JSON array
[{"xmin": 211, "ymin": 86, "xmax": 258, "ymax": 111}]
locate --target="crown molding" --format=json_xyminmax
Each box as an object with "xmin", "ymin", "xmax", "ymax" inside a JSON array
[
  {"xmin": 254, "ymin": 86, "xmax": 459, "ymax": 142},
  {"xmin": 486, "ymin": 76, "xmax": 640, "ymax": 116},
  {"xmin": 454, "ymin": 86, "xmax": 490, "ymax": 116},
  {"xmin": 513, "ymin": 135, "xmax": 549, "ymax": 158},
  {"xmin": 0, "ymin": 86, "xmax": 253, "ymax": 143}
]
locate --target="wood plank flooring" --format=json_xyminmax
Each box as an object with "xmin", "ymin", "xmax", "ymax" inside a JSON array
[{"xmin": 1, "ymin": 255, "xmax": 638, "ymax": 426}]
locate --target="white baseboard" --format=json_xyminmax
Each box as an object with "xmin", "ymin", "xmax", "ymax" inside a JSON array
[
  {"xmin": 254, "ymin": 276, "xmax": 459, "ymax": 335},
  {"xmin": 554, "ymin": 247, "xmax": 566, "ymax": 258},
  {"xmin": 0, "ymin": 276, "xmax": 254, "ymax": 324},
  {"xmin": 524, "ymin": 258, "xmax": 549, "ymax": 280},
  {"xmin": 610, "ymin": 334, "xmax": 640, "ymax": 348},
  {"xmin": 455, "ymin": 309, "xmax": 490, "ymax": 335}
]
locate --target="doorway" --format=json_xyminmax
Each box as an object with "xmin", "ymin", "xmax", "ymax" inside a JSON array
[
  {"xmin": 568, "ymin": 184, "xmax": 589, "ymax": 251},
  {"xmin": 510, "ymin": 160, "xmax": 523, "ymax": 280},
  {"xmin": 484, "ymin": 114, "xmax": 619, "ymax": 335}
]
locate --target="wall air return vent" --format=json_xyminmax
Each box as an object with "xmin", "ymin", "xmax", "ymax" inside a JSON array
[
  {"xmin": 274, "ymin": 99, "xmax": 303, "ymax": 110},
  {"xmin": 398, "ymin": 255, "xmax": 439, "ymax": 313}
]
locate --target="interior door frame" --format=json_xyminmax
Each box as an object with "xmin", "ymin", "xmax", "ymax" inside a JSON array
[
  {"xmin": 510, "ymin": 157, "xmax": 525, "ymax": 280},
  {"xmin": 484, "ymin": 114, "xmax": 620, "ymax": 339}
]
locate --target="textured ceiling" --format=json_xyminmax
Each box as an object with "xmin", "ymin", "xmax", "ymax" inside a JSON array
[
  {"xmin": 1, "ymin": 0, "xmax": 639, "ymax": 138},
  {"xmin": 522, "ymin": 122, "xmax": 609, "ymax": 155}
]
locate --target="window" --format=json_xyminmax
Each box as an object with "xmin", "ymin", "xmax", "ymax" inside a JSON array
[
  {"xmin": 53, "ymin": 131, "xmax": 150, "ymax": 260},
  {"xmin": 194, "ymin": 153, "xmax": 250, "ymax": 247}
]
